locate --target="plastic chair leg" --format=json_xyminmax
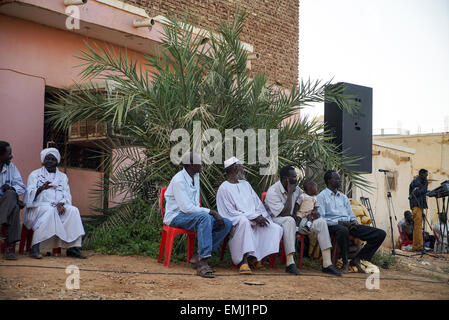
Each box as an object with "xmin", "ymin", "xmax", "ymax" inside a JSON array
[
  {"xmin": 158, "ymin": 230, "xmax": 166, "ymax": 263},
  {"xmin": 163, "ymin": 232, "xmax": 176, "ymax": 267},
  {"xmin": 298, "ymin": 236, "xmax": 304, "ymax": 269},
  {"xmin": 0, "ymin": 227, "xmax": 6, "ymax": 253},
  {"xmin": 269, "ymin": 253, "xmax": 277, "ymax": 268},
  {"xmin": 220, "ymin": 235, "xmax": 229, "ymax": 261},
  {"xmin": 280, "ymin": 242, "xmax": 287, "ymax": 265},
  {"xmin": 187, "ymin": 234, "xmax": 195, "ymax": 263},
  {"xmin": 26, "ymin": 229, "xmax": 33, "ymax": 252}
]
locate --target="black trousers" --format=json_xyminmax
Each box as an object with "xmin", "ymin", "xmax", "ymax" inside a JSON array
[
  {"xmin": 328, "ymin": 224, "xmax": 386, "ymax": 264},
  {"xmin": 0, "ymin": 190, "xmax": 21, "ymax": 245}
]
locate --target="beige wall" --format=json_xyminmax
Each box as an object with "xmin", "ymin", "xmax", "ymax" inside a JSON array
[
  {"xmin": 352, "ymin": 142, "xmax": 415, "ymax": 248},
  {"xmin": 375, "ymin": 133, "xmax": 449, "ymax": 225}
]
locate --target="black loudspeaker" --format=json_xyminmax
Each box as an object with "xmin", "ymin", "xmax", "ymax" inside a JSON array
[{"xmin": 324, "ymin": 82, "xmax": 373, "ymax": 173}]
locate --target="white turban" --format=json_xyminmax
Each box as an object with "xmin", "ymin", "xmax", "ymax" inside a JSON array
[
  {"xmin": 40, "ymin": 148, "xmax": 61, "ymax": 164},
  {"xmin": 224, "ymin": 156, "xmax": 242, "ymax": 168}
]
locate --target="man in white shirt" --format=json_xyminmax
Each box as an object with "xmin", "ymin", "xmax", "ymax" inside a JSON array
[
  {"xmin": 0, "ymin": 141, "xmax": 26, "ymax": 260},
  {"xmin": 317, "ymin": 170, "xmax": 386, "ymax": 273},
  {"xmin": 164, "ymin": 152, "xmax": 232, "ymax": 278},
  {"xmin": 265, "ymin": 166, "xmax": 340, "ymax": 276},
  {"xmin": 216, "ymin": 157, "xmax": 283, "ymax": 275}
]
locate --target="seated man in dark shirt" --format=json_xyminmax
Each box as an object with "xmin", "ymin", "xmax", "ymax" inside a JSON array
[{"xmin": 398, "ymin": 210, "xmax": 414, "ymax": 240}]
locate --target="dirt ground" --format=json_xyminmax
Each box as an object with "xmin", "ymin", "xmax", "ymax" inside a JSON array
[{"xmin": 1, "ymin": 248, "xmax": 448, "ymax": 300}]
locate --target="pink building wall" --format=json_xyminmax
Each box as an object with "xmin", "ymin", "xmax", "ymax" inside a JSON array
[{"xmin": 0, "ymin": 13, "xmax": 154, "ymax": 215}]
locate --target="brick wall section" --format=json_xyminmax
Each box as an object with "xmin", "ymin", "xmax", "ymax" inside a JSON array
[{"xmin": 125, "ymin": 0, "xmax": 299, "ymax": 89}]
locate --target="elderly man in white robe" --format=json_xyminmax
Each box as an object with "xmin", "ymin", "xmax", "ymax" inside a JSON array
[
  {"xmin": 216, "ymin": 157, "xmax": 283, "ymax": 274},
  {"xmin": 23, "ymin": 148, "xmax": 86, "ymax": 259}
]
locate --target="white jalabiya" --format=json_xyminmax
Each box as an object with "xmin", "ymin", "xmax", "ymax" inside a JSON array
[
  {"xmin": 23, "ymin": 167, "xmax": 85, "ymax": 249},
  {"xmin": 216, "ymin": 180, "xmax": 283, "ymax": 265}
]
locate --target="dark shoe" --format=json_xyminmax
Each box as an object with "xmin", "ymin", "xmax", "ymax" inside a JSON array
[
  {"xmin": 29, "ymin": 245, "xmax": 42, "ymax": 259},
  {"xmin": 5, "ymin": 246, "xmax": 17, "ymax": 260},
  {"xmin": 322, "ymin": 264, "xmax": 342, "ymax": 276},
  {"xmin": 285, "ymin": 263, "xmax": 300, "ymax": 275},
  {"xmin": 67, "ymin": 247, "xmax": 87, "ymax": 259}
]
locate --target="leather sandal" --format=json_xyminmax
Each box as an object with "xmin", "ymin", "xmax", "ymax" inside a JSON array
[
  {"xmin": 196, "ymin": 264, "xmax": 215, "ymax": 278},
  {"xmin": 239, "ymin": 263, "xmax": 252, "ymax": 275}
]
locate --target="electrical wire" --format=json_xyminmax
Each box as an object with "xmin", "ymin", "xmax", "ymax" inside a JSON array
[{"xmin": 0, "ymin": 264, "xmax": 447, "ymax": 285}]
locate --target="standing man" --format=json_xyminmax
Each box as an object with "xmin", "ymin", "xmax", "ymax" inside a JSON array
[
  {"xmin": 317, "ymin": 170, "xmax": 386, "ymax": 273},
  {"xmin": 216, "ymin": 157, "xmax": 283, "ymax": 275},
  {"xmin": 0, "ymin": 141, "xmax": 26, "ymax": 260},
  {"xmin": 408, "ymin": 169, "xmax": 429, "ymax": 252},
  {"xmin": 164, "ymin": 152, "xmax": 232, "ymax": 278},
  {"xmin": 264, "ymin": 166, "xmax": 340, "ymax": 276}
]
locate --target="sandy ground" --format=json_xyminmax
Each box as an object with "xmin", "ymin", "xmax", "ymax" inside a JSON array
[{"xmin": 1, "ymin": 249, "xmax": 448, "ymax": 300}]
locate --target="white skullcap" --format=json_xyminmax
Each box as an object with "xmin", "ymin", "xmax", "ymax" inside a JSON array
[
  {"xmin": 40, "ymin": 148, "xmax": 61, "ymax": 164},
  {"xmin": 224, "ymin": 157, "xmax": 242, "ymax": 169},
  {"xmin": 181, "ymin": 152, "xmax": 202, "ymax": 165}
]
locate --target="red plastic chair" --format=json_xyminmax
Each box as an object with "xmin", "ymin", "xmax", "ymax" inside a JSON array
[
  {"xmin": 158, "ymin": 186, "xmax": 197, "ymax": 267},
  {"xmin": 398, "ymin": 225, "xmax": 412, "ymax": 250},
  {"xmin": 19, "ymin": 225, "xmax": 61, "ymax": 255}
]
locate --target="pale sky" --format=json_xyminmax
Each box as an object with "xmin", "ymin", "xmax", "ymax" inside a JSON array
[{"xmin": 299, "ymin": 0, "xmax": 449, "ymax": 134}]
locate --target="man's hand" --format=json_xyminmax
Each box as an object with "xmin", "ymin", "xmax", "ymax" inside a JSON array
[
  {"xmin": 56, "ymin": 203, "xmax": 65, "ymax": 215},
  {"xmin": 310, "ymin": 207, "xmax": 320, "ymax": 220},
  {"xmin": 209, "ymin": 210, "xmax": 225, "ymax": 229},
  {"xmin": 287, "ymin": 181, "xmax": 296, "ymax": 195},
  {"xmin": 339, "ymin": 220, "xmax": 358, "ymax": 231},
  {"xmin": 252, "ymin": 215, "xmax": 270, "ymax": 227},
  {"xmin": 338, "ymin": 221, "xmax": 352, "ymax": 228},
  {"xmin": 1, "ymin": 184, "xmax": 11, "ymax": 193},
  {"xmin": 39, "ymin": 181, "xmax": 53, "ymax": 192},
  {"xmin": 294, "ymin": 215, "xmax": 302, "ymax": 227}
]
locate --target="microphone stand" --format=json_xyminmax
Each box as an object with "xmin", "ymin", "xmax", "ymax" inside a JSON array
[{"xmin": 381, "ymin": 171, "xmax": 407, "ymax": 257}]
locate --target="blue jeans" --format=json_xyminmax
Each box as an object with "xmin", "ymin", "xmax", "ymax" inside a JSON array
[{"xmin": 170, "ymin": 212, "xmax": 232, "ymax": 260}]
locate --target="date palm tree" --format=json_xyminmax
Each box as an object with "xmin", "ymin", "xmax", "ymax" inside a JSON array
[{"xmin": 47, "ymin": 12, "xmax": 368, "ymax": 243}]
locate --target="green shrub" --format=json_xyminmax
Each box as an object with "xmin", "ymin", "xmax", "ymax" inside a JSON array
[{"xmin": 370, "ymin": 251, "xmax": 397, "ymax": 269}]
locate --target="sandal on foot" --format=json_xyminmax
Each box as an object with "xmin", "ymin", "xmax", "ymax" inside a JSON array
[
  {"xmin": 196, "ymin": 265, "xmax": 215, "ymax": 278},
  {"xmin": 350, "ymin": 260, "xmax": 367, "ymax": 274},
  {"xmin": 249, "ymin": 260, "xmax": 265, "ymax": 270},
  {"xmin": 239, "ymin": 263, "xmax": 252, "ymax": 275}
]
